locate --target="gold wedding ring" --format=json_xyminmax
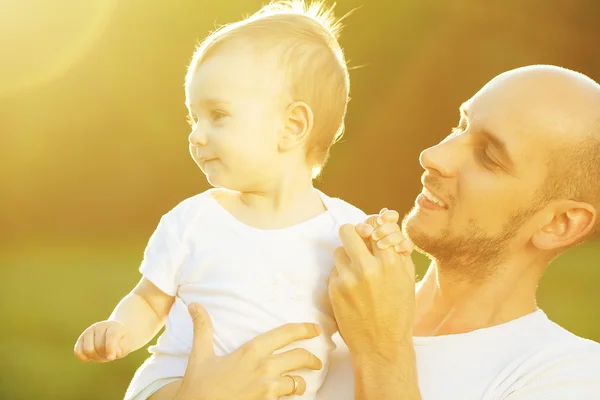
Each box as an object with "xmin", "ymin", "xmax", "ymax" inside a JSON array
[{"xmin": 287, "ymin": 375, "xmax": 299, "ymax": 395}]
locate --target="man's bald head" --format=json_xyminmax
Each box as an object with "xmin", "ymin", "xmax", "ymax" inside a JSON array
[
  {"xmin": 509, "ymin": 66, "xmax": 600, "ymax": 238},
  {"xmin": 470, "ymin": 65, "xmax": 600, "ymax": 238},
  {"xmin": 473, "ymin": 65, "xmax": 600, "ymax": 144}
]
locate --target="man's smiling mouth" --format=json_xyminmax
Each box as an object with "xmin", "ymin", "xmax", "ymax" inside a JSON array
[{"xmin": 422, "ymin": 187, "xmax": 448, "ymax": 209}]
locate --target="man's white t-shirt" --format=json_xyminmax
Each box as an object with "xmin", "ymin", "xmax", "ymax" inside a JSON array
[
  {"xmin": 319, "ymin": 309, "xmax": 600, "ymax": 400},
  {"xmin": 124, "ymin": 188, "xmax": 367, "ymax": 400}
]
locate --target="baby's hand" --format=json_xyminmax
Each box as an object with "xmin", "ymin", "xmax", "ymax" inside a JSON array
[
  {"xmin": 355, "ymin": 208, "xmax": 413, "ymax": 255},
  {"xmin": 74, "ymin": 320, "xmax": 132, "ymax": 363}
]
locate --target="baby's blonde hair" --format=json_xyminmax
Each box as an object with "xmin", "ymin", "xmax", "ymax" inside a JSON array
[{"xmin": 185, "ymin": 0, "xmax": 351, "ymax": 178}]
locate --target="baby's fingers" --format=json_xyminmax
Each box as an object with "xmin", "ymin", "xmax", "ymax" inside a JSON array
[
  {"xmin": 394, "ymin": 239, "xmax": 414, "ymax": 255},
  {"xmin": 371, "ymin": 222, "xmax": 400, "ymax": 242},
  {"xmin": 105, "ymin": 325, "xmax": 127, "ymax": 361},
  {"xmin": 376, "ymin": 208, "xmax": 400, "ymax": 225},
  {"xmin": 81, "ymin": 330, "xmax": 104, "ymax": 362},
  {"xmin": 93, "ymin": 327, "xmax": 110, "ymax": 361},
  {"xmin": 375, "ymin": 232, "xmax": 406, "ymax": 250},
  {"xmin": 74, "ymin": 334, "xmax": 90, "ymax": 362}
]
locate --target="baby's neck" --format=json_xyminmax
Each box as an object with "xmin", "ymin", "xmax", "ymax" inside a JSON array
[
  {"xmin": 214, "ymin": 180, "xmax": 326, "ymax": 230},
  {"xmin": 238, "ymin": 176, "xmax": 316, "ymax": 210}
]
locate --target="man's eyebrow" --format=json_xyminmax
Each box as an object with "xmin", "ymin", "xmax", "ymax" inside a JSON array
[{"xmin": 460, "ymin": 103, "xmax": 515, "ymax": 171}]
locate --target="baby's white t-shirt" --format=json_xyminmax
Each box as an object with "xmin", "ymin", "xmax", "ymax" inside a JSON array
[
  {"xmin": 124, "ymin": 188, "xmax": 367, "ymax": 399},
  {"xmin": 318, "ymin": 309, "xmax": 600, "ymax": 400}
]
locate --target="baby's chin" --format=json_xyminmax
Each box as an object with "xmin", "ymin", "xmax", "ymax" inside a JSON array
[{"xmin": 203, "ymin": 172, "xmax": 245, "ymax": 193}]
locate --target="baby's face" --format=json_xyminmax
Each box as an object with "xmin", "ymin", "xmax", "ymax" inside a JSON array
[{"xmin": 186, "ymin": 44, "xmax": 289, "ymax": 191}]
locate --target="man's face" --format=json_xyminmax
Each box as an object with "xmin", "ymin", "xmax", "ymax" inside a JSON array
[{"xmin": 402, "ymin": 71, "xmax": 565, "ymax": 276}]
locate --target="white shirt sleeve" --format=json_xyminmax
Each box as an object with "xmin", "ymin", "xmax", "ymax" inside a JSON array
[
  {"xmin": 504, "ymin": 344, "xmax": 600, "ymax": 400},
  {"xmin": 139, "ymin": 209, "xmax": 188, "ymax": 296}
]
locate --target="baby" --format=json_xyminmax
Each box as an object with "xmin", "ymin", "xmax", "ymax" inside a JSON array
[{"xmin": 74, "ymin": 1, "xmax": 407, "ymax": 399}]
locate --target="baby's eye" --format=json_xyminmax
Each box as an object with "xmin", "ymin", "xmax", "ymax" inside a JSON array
[{"xmin": 212, "ymin": 110, "xmax": 228, "ymax": 121}]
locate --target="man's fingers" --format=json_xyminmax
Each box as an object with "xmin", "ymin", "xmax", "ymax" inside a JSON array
[
  {"xmin": 329, "ymin": 266, "xmax": 360, "ymax": 296},
  {"xmin": 269, "ymin": 348, "xmax": 323, "ymax": 374},
  {"xmin": 355, "ymin": 223, "xmax": 374, "ymax": 239},
  {"xmin": 243, "ymin": 323, "xmax": 321, "ymax": 357},
  {"xmin": 278, "ymin": 375, "xmax": 307, "ymax": 397},
  {"xmin": 339, "ymin": 224, "xmax": 372, "ymax": 263},
  {"xmin": 188, "ymin": 303, "xmax": 216, "ymax": 364},
  {"xmin": 328, "ymin": 263, "xmax": 338, "ymax": 286},
  {"xmin": 330, "ymin": 248, "xmax": 360, "ymax": 292},
  {"xmin": 333, "ymin": 246, "xmax": 350, "ymax": 267}
]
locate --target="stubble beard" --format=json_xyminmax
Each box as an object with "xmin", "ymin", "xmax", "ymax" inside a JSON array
[{"xmin": 401, "ymin": 206, "xmax": 537, "ymax": 282}]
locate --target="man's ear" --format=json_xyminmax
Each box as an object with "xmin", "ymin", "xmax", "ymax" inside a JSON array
[
  {"xmin": 531, "ymin": 200, "xmax": 596, "ymax": 250},
  {"xmin": 279, "ymin": 101, "xmax": 313, "ymax": 151}
]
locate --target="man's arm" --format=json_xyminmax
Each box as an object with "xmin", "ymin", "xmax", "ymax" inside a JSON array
[
  {"xmin": 329, "ymin": 210, "xmax": 422, "ymax": 400},
  {"xmin": 352, "ymin": 340, "xmax": 421, "ymax": 400}
]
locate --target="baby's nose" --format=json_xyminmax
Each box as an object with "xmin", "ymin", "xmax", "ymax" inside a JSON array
[{"xmin": 188, "ymin": 126, "xmax": 208, "ymax": 147}]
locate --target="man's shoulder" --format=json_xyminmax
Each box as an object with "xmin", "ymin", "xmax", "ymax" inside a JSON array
[
  {"xmin": 525, "ymin": 314, "xmax": 600, "ymax": 367},
  {"xmin": 550, "ymin": 331, "xmax": 600, "ymax": 360},
  {"xmin": 506, "ymin": 322, "xmax": 600, "ymax": 398},
  {"xmin": 540, "ymin": 314, "xmax": 600, "ymax": 348},
  {"xmin": 545, "ymin": 332, "xmax": 600, "ymax": 360}
]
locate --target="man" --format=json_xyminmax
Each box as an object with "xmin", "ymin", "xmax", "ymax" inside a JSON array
[{"xmin": 169, "ymin": 65, "xmax": 600, "ymax": 400}]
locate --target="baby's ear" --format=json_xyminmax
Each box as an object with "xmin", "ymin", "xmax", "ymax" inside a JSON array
[
  {"xmin": 279, "ymin": 101, "xmax": 313, "ymax": 151},
  {"xmin": 531, "ymin": 201, "xmax": 596, "ymax": 250}
]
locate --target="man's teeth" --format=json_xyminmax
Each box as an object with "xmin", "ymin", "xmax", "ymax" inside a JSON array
[{"xmin": 423, "ymin": 188, "xmax": 447, "ymax": 208}]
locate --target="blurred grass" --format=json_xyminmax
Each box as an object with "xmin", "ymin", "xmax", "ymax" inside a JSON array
[{"xmin": 0, "ymin": 238, "xmax": 598, "ymax": 399}]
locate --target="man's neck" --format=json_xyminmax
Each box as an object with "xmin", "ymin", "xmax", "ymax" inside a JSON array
[{"xmin": 413, "ymin": 258, "xmax": 543, "ymax": 336}]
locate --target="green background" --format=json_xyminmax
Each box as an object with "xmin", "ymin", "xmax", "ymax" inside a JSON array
[{"xmin": 1, "ymin": 1, "xmax": 599, "ymax": 399}]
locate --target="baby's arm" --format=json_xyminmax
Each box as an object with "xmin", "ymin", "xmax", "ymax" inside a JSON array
[{"xmin": 74, "ymin": 278, "xmax": 174, "ymax": 363}]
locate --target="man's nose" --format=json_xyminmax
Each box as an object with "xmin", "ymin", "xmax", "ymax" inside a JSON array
[{"xmin": 419, "ymin": 139, "xmax": 459, "ymax": 178}]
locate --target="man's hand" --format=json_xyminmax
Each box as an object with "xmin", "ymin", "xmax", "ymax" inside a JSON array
[
  {"xmin": 174, "ymin": 303, "xmax": 323, "ymax": 400},
  {"xmin": 328, "ymin": 209, "xmax": 421, "ymax": 399},
  {"xmin": 328, "ymin": 208, "xmax": 416, "ymax": 358}
]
